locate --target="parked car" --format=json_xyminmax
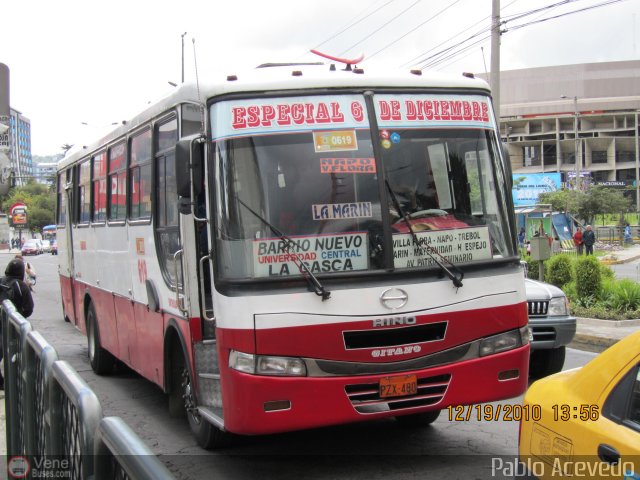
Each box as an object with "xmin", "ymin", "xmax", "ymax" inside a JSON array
[
  {"xmin": 40, "ymin": 239, "xmax": 51, "ymax": 253},
  {"xmin": 50, "ymin": 240, "xmax": 58, "ymax": 255},
  {"xmin": 523, "ymin": 262, "xmax": 576, "ymax": 378},
  {"xmin": 519, "ymin": 330, "xmax": 640, "ymax": 478},
  {"xmin": 21, "ymin": 239, "xmax": 42, "ymax": 256}
]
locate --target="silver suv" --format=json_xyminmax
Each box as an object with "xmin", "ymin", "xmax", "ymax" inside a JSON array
[{"xmin": 525, "ymin": 277, "xmax": 576, "ymax": 378}]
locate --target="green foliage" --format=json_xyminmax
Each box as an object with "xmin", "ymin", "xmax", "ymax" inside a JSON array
[
  {"xmin": 578, "ymin": 186, "xmax": 631, "ymax": 225},
  {"xmin": 1, "ymin": 180, "xmax": 56, "ymax": 233},
  {"xmin": 544, "ymin": 254, "xmax": 573, "ymax": 288},
  {"xmin": 599, "ymin": 262, "xmax": 615, "ymax": 279},
  {"xmin": 603, "ymin": 279, "xmax": 640, "ymax": 312},
  {"xmin": 521, "ymin": 255, "xmax": 539, "ymax": 280},
  {"xmin": 539, "ymin": 185, "xmax": 631, "ymax": 225},
  {"xmin": 574, "ymin": 255, "xmax": 602, "ymax": 300},
  {"xmin": 538, "ymin": 189, "xmax": 580, "ymax": 214},
  {"xmin": 555, "ymin": 255, "xmax": 640, "ymax": 319}
]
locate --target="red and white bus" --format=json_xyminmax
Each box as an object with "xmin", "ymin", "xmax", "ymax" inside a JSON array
[{"xmin": 56, "ymin": 62, "xmax": 529, "ymax": 448}]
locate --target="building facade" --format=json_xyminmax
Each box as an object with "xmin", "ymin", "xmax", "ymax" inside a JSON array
[
  {"xmin": 9, "ymin": 108, "xmax": 33, "ymax": 186},
  {"xmin": 497, "ymin": 60, "xmax": 640, "ymax": 206},
  {"xmin": 34, "ymin": 161, "xmax": 57, "ymax": 185}
]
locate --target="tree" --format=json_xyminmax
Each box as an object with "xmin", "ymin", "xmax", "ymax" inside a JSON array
[
  {"xmin": 2, "ymin": 180, "xmax": 55, "ymax": 234},
  {"xmin": 539, "ymin": 185, "xmax": 631, "ymax": 225},
  {"xmin": 577, "ymin": 185, "xmax": 631, "ymax": 225},
  {"xmin": 538, "ymin": 188, "xmax": 583, "ymax": 215}
]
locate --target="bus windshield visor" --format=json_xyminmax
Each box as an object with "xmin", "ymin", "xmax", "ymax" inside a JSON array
[{"xmin": 211, "ymin": 93, "xmax": 514, "ymax": 281}]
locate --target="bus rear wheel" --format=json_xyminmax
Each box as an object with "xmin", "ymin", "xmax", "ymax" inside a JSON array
[
  {"xmin": 87, "ymin": 302, "xmax": 114, "ymax": 375},
  {"xmin": 170, "ymin": 353, "xmax": 229, "ymax": 449},
  {"xmin": 394, "ymin": 409, "xmax": 441, "ymax": 426}
]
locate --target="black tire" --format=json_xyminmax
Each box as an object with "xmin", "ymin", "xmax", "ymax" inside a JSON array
[
  {"xmin": 169, "ymin": 347, "xmax": 230, "ymax": 449},
  {"xmin": 395, "ymin": 409, "xmax": 441, "ymax": 426},
  {"xmin": 529, "ymin": 346, "xmax": 566, "ymax": 379},
  {"xmin": 86, "ymin": 302, "xmax": 114, "ymax": 374}
]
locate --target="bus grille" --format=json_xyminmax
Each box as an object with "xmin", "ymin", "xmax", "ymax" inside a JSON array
[
  {"xmin": 528, "ymin": 301, "xmax": 548, "ymax": 317},
  {"xmin": 344, "ymin": 374, "xmax": 451, "ymax": 414}
]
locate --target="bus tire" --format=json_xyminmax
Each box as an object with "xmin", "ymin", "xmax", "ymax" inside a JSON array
[
  {"xmin": 529, "ymin": 346, "xmax": 566, "ymax": 379},
  {"xmin": 170, "ymin": 350, "xmax": 230, "ymax": 449},
  {"xmin": 394, "ymin": 409, "xmax": 441, "ymax": 426},
  {"xmin": 87, "ymin": 302, "xmax": 114, "ymax": 375}
]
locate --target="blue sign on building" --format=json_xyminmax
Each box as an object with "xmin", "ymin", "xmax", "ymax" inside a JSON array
[{"xmin": 512, "ymin": 173, "xmax": 562, "ymax": 207}]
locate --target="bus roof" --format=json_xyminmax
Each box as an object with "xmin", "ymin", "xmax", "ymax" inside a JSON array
[{"xmin": 59, "ymin": 64, "xmax": 491, "ymax": 170}]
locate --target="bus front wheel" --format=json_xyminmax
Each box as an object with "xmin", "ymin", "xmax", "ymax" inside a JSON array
[{"xmin": 170, "ymin": 352, "xmax": 229, "ymax": 449}]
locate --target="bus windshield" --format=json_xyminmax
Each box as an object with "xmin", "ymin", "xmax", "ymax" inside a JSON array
[{"xmin": 211, "ymin": 93, "xmax": 514, "ymax": 281}]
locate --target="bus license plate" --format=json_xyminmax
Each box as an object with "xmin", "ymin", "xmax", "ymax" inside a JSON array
[{"xmin": 379, "ymin": 374, "xmax": 417, "ymax": 398}]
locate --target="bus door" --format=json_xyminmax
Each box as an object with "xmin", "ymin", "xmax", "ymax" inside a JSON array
[
  {"xmin": 60, "ymin": 170, "xmax": 78, "ymax": 324},
  {"xmin": 175, "ymin": 136, "xmax": 223, "ymax": 416}
]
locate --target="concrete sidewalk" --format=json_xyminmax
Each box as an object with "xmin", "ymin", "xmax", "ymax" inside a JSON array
[{"xmin": 573, "ymin": 317, "xmax": 640, "ymax": 352}]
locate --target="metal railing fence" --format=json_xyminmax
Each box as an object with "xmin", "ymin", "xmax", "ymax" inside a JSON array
[{"xmin": 2, "ymin": 300, "xmax": 176, "ymax": 479}]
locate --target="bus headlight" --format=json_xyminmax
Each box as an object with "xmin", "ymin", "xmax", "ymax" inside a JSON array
[
  {"xmin": 257, "ymin": 356, "xmax": 307, "ymax": 376},
  {"xmin": 548, "ymin": 296, "xmax": 570, "ymax": 316},
  {"xmin": 229, "ymin": 350, "xmax": 307, "ymax": 376},
  {"xmin": 479, "ymin": 328, "xmax": 526, "ymax": 357}
]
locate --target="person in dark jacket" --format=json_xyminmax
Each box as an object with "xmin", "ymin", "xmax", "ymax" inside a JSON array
[
  {"xmin": 0, "ymin": 258, "xmax": 34, "ymax": 389},
  {"xmin": 583, "ymin": 225, "xmax": 596, "ymax": 256}
]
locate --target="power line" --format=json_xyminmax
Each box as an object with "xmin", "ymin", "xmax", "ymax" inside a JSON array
[
  {"xmin": 414, "ymin": 0, "xmax": 626, "ymax": 70},
  {"xmin": 339, "ymin": 0, "xmax": 422, "ymax": 56},
  {"xmin": 400, "ymin": 0, "xmax": 521, "ymax": 68},
  {"xmin": 367, "ymin": 0, "xmax": 462, "ymax": 61},
  {"xmin": 500, "ymin": 0, "xmax": 578, "ymax": 22},
  {"xmin": 310, "ymin": 1, "xmax": 395, "ymax": 52},
  {"xmin": 504, "ymin": 0, "xmax": 626, "ymax": 32},
  {"xmin": 421, "ymin": 33, "xmax": 492, "ymax": 69}
]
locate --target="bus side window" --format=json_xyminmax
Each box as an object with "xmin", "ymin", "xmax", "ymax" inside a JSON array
[
  {"xmin": 154, "ymin": 117, "xmax": 181, "ymax": 286},
  {"xmin": 108, "ymin": 142, "xmax": 127, "ymax": 221}
]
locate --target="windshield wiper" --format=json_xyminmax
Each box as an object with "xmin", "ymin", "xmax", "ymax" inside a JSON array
[
  {"xmin": 385, "ymin": 181, "xmax": 464, "ymax": 289},
  {"xmin": 236, "ymin": 198, "xmax": 331, "ymax": 300}
]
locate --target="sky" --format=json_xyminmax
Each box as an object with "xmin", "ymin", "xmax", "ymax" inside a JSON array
[{"xmin": 2, "ymin": 0, "xmax": 638, "ymax": 156}]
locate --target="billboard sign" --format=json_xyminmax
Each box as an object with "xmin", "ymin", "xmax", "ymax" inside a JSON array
[{"xmin": 512, "ymin": 173, "xmax": 562, "ymax": 207}]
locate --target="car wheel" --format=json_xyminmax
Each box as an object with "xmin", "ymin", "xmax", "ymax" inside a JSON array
[
  {"xmin": 87, "ymin": 302, "xmax": 115, "ymax": 374},
  {"xmin": 530, "ymin": 346, "xmax": 566, "ymax": 379},
  {"xmin": 394, "ymin": 409, "xmax": 441, "ymax": 426}
]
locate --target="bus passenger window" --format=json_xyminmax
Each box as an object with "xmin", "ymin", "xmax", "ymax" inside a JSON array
[
  {"xmin": 78, "ymin": 160, "xmax": 91, "ymax": 223},
  {"xmin": 92, "ymin": 152, "xmax": 107, "ymax": 222},
  {"xmin": 130, "ymin": 129, "xmax": 152, "ymax": 219},
  {"xmin": 108, "ymin": 142, "xmax": 127, "ymax": 221}
]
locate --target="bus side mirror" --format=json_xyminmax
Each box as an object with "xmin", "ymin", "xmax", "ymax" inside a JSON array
[{"xmin": 175, "ymin": 135, "xmax": 204, "ymax": 198}]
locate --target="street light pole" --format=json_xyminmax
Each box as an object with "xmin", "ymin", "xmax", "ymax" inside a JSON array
[
  {"xmin": 561, "ymin": 95, "xmax": 580, "ymax": 189},
  {"xmin": 572, "ymin": 95, "xmax": 580, "ymax": 190},
  {"xmin": 181, "ymin": 32, "xmax": 187, "ymax": 83}
]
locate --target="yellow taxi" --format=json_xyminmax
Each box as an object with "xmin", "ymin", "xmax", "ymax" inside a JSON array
[{"xmin": 519, "ymin": 330, "xmax": 640, "ymax": 479}]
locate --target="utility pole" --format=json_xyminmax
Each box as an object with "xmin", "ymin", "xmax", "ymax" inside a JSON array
[
  {"xmin": 573, "ymin": 96, "xmax": 580, "ymax": 190},
  {"xmin": 181, "ymin": 32, "xmax": 188, "ymax": 83},
  {"xmin": 562, "ymin": 95, "xmax": 580, "ymax": 189},
  {"xmin": 490, "ymin": 0, "xmax": 501, "ymax": 120}
]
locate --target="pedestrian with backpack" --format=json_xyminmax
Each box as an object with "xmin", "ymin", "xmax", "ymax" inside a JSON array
[{"xmin": 0, "ymin": 258, "xmax": 34, "ymax": 389}]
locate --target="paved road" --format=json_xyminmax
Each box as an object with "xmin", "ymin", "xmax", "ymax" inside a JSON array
[
  {"xmin": 611, "ymin": 259, "xmax": 640, "ymax": 281},
  {"xmin": 15, "ymin": 253, "xmax": 598, "ymax": 480}
]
